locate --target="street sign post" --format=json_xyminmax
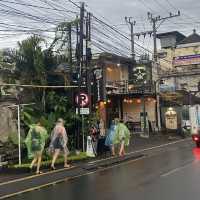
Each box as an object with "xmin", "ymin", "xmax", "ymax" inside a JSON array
[
  {"xmin": 75, "ymin": 92, "xmax": 89, "ymax": 107},
  {"xmin": 76, "ymin": 107, "xmax": 90, "ymax": 115},
  {"xmin": 75, "ymin": 92, "xmax": 90, "ymax": 152}
]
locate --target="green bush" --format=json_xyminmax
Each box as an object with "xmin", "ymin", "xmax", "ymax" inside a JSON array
[{"xmin": 12, "ymin": 152, "xmax": 88, "ymax": 169}]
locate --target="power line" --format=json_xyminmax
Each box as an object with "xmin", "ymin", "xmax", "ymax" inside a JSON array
[
  {"xmin": 0, "ymin": 0, "xmax": 78, "ymax": 14},
  {"xmin": 0, "ymin": 83, "xmax": 86, "ymax": 88},
  {"xmin": 137, "ymin": 0, "xmax": 156, "ymax": 13}
]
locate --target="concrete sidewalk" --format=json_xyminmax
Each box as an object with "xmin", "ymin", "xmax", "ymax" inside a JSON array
[{"xmin": 0, "ymin": 133, "xmax": 183, "ymax": 184}]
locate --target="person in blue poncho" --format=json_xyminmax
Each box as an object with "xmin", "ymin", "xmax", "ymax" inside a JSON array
[{"xmin": 105, "ymin": 119, "xmax": 117, "ymax": 156}]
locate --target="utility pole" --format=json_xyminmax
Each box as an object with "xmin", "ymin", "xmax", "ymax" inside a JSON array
[
  {"xmin": 125, "ymin": 17, "xmax": 136, "ymax": 61},
  {"xmin": 79, "ymin": 2, "xmax": 84, "ymax": 78},
  {"xmin": 68, "ymin": 23, "xmax": 72, "ymax": 75},
  {"xmin": 147, "ymin": 11, "xmax": 180, "ymax": 131},
  {"xmin": 75, "ymin": 15, "xmax": 80, "ymax": 150},
  {"xmin": 86, "ymin": 12, "xmax": 92, "ymax": 112},
  {"xmin": 147, "ymin": 11, "xmax": 180, "ymax": 62},
  {"xmin": 80, "ymin": 2, "xmax": 85, "ymax": 151},
  {"xmin": 75, "ymin": 2, "xmax": 85, "ymax": 150}
]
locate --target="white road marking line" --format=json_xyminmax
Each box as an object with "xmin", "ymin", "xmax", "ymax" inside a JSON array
[
  {"xmin": 0, "ymin": 166, "xmax": 75, "ymax": 187},
  {"xmin": 161, "ymin": 161, "xmax": 194, "ymax": 177},
  {"xmin": 0, "ymin": 156, "xmax": 147, "ymax": 199},
  {"xmin": 89, "ymin": 138, "xmax": 192, "ymax": 164}
]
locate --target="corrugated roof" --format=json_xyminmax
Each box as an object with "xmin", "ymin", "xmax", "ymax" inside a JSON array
[
  {"xmin": 179, "ymin": 29, "xmax": 200, "ymax": 44},
  {"xmin": 157, "ymin": 31, "xmax": 185, "ymax": 39}
]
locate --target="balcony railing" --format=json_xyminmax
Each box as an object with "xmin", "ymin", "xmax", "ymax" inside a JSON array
[{"xmin": 106, "ymin": 80, "xmax": 155, "ymax": 95}]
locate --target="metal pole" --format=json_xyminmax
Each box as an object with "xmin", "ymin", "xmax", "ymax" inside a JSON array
[
  {"xmin": 142, "ymin": 95, "xmax": 146, "ymax": 136},
  {"xmin": 82, "ymin": 111, "xmax": 85, "ymax": 152},
  {"xmin": 6, "ymin": 103, "xmax": 35, "ymax": 165},
  {"xmin": 86, "ymin": 12, "xmax": 92, "ymax": 112},
  {"xmin": 155, "ymin": 81, "xmax": 161, "ymax": 131},
  {"xmin": 130, "ymin": 22, "xmax": 135, "ymax": 61},
  {"xmin": 156, "ymin": 87, "xmax": 161, "ymax": 131},
  {"xmin": 79, "ymin": 2, "xmax": 84, "ymax": 151},
  {"xmin": 125, "ymin": 17, "xmax": 136, "ymax": 62},
  {"xmin": 68, "ymin": 23, "xmax": 72, "ymax": 75},
  {"xmin": 152, "ymin": 19, "xmax": 157, "ymax": 63},
  {"xmin": 17, "ymin": 105, "xmax": 21, "ymax": 165}
]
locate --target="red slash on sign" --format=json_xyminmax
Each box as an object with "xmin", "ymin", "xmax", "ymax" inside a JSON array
[{"xmin": 75, "ymin": 92, "xmax": 89, "ymax": 107}]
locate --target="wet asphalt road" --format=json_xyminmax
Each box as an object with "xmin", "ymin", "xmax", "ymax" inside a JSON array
[{"xmin": 9, "ymin": 139, "xmax": 200, "ymax": 200}]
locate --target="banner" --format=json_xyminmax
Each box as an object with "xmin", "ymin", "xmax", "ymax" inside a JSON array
[
  {"xmin": 94, "ymin": 68, "xmax": 105, "ymax": 102},
  {"xmin": 173, "ymin": 54, "xmax": 200, "ymax": 66}
]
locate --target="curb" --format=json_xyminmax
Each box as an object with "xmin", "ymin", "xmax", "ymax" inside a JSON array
[{"xmin": 82, "ymin": 154, "xmax": 145, "ymax": 170}]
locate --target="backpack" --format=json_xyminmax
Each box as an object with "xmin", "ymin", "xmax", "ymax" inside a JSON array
[{"xmin": 31, "ymin": 128, "xmax": 41, "ymax": 151}]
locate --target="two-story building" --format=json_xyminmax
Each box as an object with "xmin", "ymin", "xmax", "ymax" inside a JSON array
[{"xmin": 93, "ymin": 53, "xmax": 157, "ymax": 135}]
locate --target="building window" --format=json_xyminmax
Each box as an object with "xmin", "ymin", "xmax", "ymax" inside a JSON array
[{"xmin": 158, "ymin": 52, "xmax": 167, "ymax": 59}]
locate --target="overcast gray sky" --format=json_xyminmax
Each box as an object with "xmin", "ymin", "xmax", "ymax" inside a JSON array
[
  {"xmin": 85, "ymin": 0, "xmax": 200, "ymax": 35},
  {"xmin": 0, "ymin": 0, "xmax": 199, "ymax": 56}
]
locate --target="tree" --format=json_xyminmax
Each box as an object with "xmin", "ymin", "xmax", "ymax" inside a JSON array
[{"xmin": 16, "ymin": 35, "xmax": 46, "ymax": 84}]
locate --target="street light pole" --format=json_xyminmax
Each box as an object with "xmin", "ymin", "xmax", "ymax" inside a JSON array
[
  {"xmin": 7, "ymin": 104, "xmax": 21, "ymax": 165},
  {"xmin": 7, "ymin": 103, "xmax": 35, "ymax": 165}
]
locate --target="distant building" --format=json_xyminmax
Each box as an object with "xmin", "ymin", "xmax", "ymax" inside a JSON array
[
  {"xmin": 157, "ymin": 30, "xmax": 200, "ymax": 130},
  {"xmin": 157, "ymin": 29, "xmax": 200, "ymax": 92}
]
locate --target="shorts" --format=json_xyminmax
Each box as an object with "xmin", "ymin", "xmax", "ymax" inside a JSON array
[{"xmin": 53, "ymin": 137, "xmax": 64, "ymax": 151}]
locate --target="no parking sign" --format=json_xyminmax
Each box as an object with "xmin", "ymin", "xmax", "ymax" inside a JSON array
[{"xmin": 75, "ymin": 92, "xmax": 89, "ymax": 107}]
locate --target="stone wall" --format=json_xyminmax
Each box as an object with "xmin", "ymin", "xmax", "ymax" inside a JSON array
[{"xmin": 0, "ymin": 106, "xmax": 17, "ymax": 144}]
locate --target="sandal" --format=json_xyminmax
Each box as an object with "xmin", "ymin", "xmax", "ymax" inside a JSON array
[
  {"xmin": 51, "ymin": 166, "xmax": 56, "ymax": 170},
  {"xmin": 36, "ymin": 171, "xmax": 43, "ymax": 175},
  {"xmin": 64, "ymin": 164, "xmax": 71, "ymax": 168},
  {"xmin": 29, "ymin": 167, "xmax": 33, "ymax": 173}
]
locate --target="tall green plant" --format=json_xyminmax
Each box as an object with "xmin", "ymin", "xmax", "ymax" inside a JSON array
[{"xmin": 15, "ymin": 35, "xmax": 46, "ymax": 84}]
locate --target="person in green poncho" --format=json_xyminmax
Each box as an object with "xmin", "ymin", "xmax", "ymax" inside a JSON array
[
  {"xmin": 25, "ymin": 121, "xmax": 48, "ymax": 174},
  {"xmin": 113, "ymin": 119, "xmax": 131, "ymax": 157}
]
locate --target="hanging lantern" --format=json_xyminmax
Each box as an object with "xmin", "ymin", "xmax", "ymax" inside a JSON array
[
  {"xmin": 136, "ymin": 99, "xmax": 141, "ymax": 104},
  {"xmin": 147, "ymin": 98, "xmax": 151, "ymax": 102}
]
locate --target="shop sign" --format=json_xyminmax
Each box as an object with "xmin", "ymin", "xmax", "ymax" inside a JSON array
[
  {"xmin": 173, "ymin": 54, "xmax": 200, "ymax": 66},
  {"xmin": 160, "ymin": 84, "xmax": 176, "ymax": 92},
  {"xmin": 94, "ymin": 68, "xmax": 104, "ymax": 101}
]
